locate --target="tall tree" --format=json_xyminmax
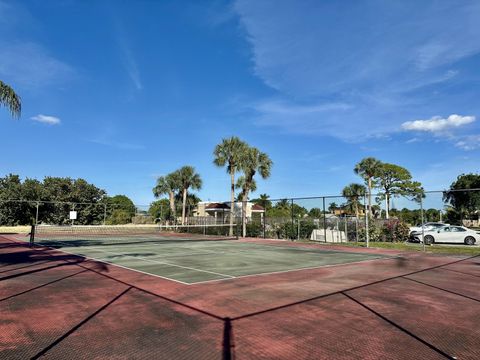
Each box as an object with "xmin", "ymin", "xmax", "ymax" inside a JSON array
[
  {"xmin": 373, "ymin": 163, "xmax": 422, "ymax": 219},
  {"xmin": 0, "ymin": 80, "xmax": 21, "ymax": 118},
  {"xmin": 213, "ymin": 137, "xmax": 248, "ymax": 235},
  {"xmin": 176, "ymin": 166, "xmax": 202, "ymax": 225},
  {"xmin": 148, "ymin": 199, "xmax": 171, "ymax": 222},
  {"xmin": 354, "ymin": 157, "xmax": 381, "ymax": 218},
  {"xmin": 443, "ymin": 173, "xmax": 480, "ymax": 221},
  {"xmin": 106, "ymin": 195, "xmax": 136, "ymax": 225},
  {"xmin": 342, "ymin": 183, "xmax": 365, "ymax": 218},
  {"xmin": 153, "ymin": 172, "xmax": 180, "ymax": 223},
  {"xmin": 237, "ymin": 147, "xmax": 273, "ymax": 237}
]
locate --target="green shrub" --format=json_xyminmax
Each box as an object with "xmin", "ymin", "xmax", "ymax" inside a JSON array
[
  {"xmin": 358, "ymin": 224, "xmax": 382, "ymax": 242},
  {"xmin": 381, "ymin": 219, "xmax": 409, "ymax": 242},
  {"xmin": 106, "ymin": 209, "xmax": 132, "ymax": 225},
  {"xmin": 246, "ymin": 222, "xmax": 263, "ymax": 237}
]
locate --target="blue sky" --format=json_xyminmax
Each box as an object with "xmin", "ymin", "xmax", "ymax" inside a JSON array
[{"xmin": 1, "ymin": 0, "xmax": 480, "ymax": 206}]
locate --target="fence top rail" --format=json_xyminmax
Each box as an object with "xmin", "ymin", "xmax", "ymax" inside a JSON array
[
  {"xmin": 1, "ymin": 188, "xmax": 480, "ymax": 207},
  {"xmin": 0, "ymin": 199, "xmax": 127, "ymax": 207},
  {"xmin": 221, "ymin": 188, "xmax": 480, "ymax": 203}
]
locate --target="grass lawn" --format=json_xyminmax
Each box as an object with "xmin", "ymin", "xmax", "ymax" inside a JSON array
[{"xmin": 328, "ymin": 241, "xmax": 480, "ymax": 256}]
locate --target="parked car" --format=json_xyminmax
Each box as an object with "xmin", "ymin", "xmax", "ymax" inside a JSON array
[
  {"xmin": 412, "ymin": 226, "xmax": 480, "ymax": 245},
  {"xmin": 409, "ymin": 222, "xmax": 448, "ymax": 238}
]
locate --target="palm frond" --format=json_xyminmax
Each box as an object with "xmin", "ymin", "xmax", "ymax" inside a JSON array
[{"xmin": 0, "ymin": 80, "xmax": 21, "ymax": 118}]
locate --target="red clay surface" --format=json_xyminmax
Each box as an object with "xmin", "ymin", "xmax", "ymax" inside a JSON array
[{"xmin": 1, "ymin": 234, "xmax": 479, "ymax": 359}]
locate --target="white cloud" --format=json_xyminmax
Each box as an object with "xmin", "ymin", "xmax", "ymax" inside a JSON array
[
  {"xmin": 31, "ymin": 114, "xmax": 61, "ymax": 125},
  {"xmin": 401, "ymin": 114, "xmax": 475, "ymax": 133}
]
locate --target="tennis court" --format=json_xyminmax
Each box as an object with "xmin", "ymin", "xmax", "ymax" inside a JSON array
[
  {"xmin": 1, "ymin": 227, "xmax": 480, "ymax": 359},
  {"xmin": 27, "ymin": 224, "xmax": 391, "ymax": 284}
]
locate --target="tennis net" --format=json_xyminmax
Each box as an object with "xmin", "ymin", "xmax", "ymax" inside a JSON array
[{"xmin": 29, "ymin": 224, "xmax": 239, "ymax": 247}]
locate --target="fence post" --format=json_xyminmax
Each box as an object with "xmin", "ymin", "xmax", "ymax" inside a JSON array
[
  {"xmin": 322, "ymin": 197, "xmax": 326, "ymax": 243},
  {"xmin": 364, "ymin": 191, "xmax": 369, "ymax": 248},
  {"xmin": 297, "ymin": 218, "xmax": 300, "ymax": 240},
  {"xmin": 291, "ymin": 199, "xmax": 294, "ymax": 241},
  {"xmin": 263, "ymin": 210, "xmax": 266, "ymax": 239},
  {"xmin": 355, "ymin": 217, "xmax": 358, "ymax": 243},
  {"xmin": 103, "ymin": 203, "xmax": 107, "ymax": 225},
  {"xmin": 420, "ymin": 195, "xmax": 425, "ymax": 252}
]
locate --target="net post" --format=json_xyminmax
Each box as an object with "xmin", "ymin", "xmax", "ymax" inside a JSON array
[{"xmin": 29, "ymin": 224, "xmax": 35, "ymax": 247}]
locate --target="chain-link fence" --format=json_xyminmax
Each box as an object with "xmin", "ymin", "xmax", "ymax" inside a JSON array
[{"xmin": 2, "ymin": 188, "xmax": 480, "ymax": 246}]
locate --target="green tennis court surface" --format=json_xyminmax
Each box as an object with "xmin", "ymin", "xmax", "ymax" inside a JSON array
[{"xmin": 32, "ymin": 239, "xmax": 391, "ymax": 284}]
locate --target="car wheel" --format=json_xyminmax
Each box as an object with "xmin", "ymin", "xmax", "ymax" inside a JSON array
[
  {"xmin": 424, "ymin": 235, "xmax": 434, "ymax": 245},
  {"xmin": 464, "ymin": 236, "xmax": 476, "ymax": 246}
]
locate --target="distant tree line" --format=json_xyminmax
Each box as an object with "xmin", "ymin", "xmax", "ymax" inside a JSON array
[{"xmin": 0, "ymin": 174, "xmax": 136, "ymax": 226}]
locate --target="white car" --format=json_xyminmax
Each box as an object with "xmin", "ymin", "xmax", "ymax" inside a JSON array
[
  {"xmin": 413, "ymin": 226, "xmax": 480, "ymax": 245},
  {"xmin": 409, "ymin": 222, "xmax": 449, "ymax": 235}
]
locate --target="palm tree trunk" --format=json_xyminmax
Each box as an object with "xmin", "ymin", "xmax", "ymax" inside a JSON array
[
  {"xmin": 229, "ymin": 169, "xmax": 235, "ymax": 236},
  {"xmin": 181, "ymin": 188, "xmax": 187, "ymax": 225},
  {"xmin": 169, "ymin": 191, "xmax": 175, "ymax": 224}
]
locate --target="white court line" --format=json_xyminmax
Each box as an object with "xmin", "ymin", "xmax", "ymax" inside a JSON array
[
  {"xmin": 50, "ymin": 241, "xmax": 235, "ymax": 279},
  {"xmin": 78, "ymin": 241, "xmax": 221, "ymax": 258},
  {"xmin": 30, "ymin": 243, "xmax": 191, "ymax": 285},
  {"xmin": 189, "ymin": 255, "xmax": 400, "ymax": 285}
]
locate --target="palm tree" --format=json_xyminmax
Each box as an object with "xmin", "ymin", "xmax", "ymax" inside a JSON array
[
  {"xmin": 0, "ymin": 80, "xmax": 21, "ymax": 118},
  {"xmin": 354, "ymin": 157, "xmax": 382, "ymax": 218},
  {"xmin": 213, "ymin": 137, "xmax": 248, "ymax": 235},
  {"xmin": 237, "ymin": 147, "xmax": 273, "ymax": 237},
  {"xmin": 328, "ymin": 202, "xmax": 338, "ymax": 214},
  {"xmin": 174, "ymin": 192, "xmax": 201, "ymax": 218},
  {"xmin": 153, "ymin": 172, "xmax": 180, "ymax": 223},
  {"xmin": 176, "ymin": 166, "xmax": 202, "ymax": 225},
  {"xmin": 252, "ymin": 193, "xmax": 271, "ymax": 210},
  {"xmin": 342, "ymin": 183, "xmax": 365, "ymax": 218}
]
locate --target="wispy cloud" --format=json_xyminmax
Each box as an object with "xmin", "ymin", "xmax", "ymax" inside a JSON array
[
  {"xmin": 88, "ymin": 138, "xmax": 145, "ymax": 150},
  {"xmin": 31, "ymin": 114, "xmax": 61, "ymax": 125},
  {"xmin": 401, "ymin": 114, "xmax": 475, "ymax": 133},
  {"xmin": 204, "ymin": 1, "xmax": 236, "ymax": 27},
  {"xmin": 0, "ymin": 42, "xmax": 74, "ymax": 89},
  {"xmin": 455, "ymin": 135, "xmax": 480, "ymax": 151},
  {"xmin": 111, "ymin": 17, "xmax": 142, "ymax": 91},
  {"xmin": 234, "ymin": 0, "xmax": 480, "ymax": 140}
]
